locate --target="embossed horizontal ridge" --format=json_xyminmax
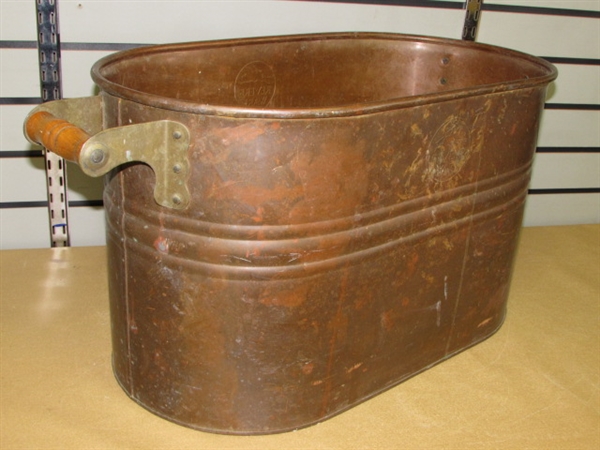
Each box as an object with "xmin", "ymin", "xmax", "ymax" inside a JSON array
[
  {"xmin": 114, "ymin": 162, "xmax": 532, "ymax": 241},
  {"xmin": 105, "ymin": 163, "xmax": 531, "ymax": 279}
]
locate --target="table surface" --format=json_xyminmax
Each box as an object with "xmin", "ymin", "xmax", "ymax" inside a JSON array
[{"xmin": 1, "ymin": 224, "xmax": 599, "ymax": 449}]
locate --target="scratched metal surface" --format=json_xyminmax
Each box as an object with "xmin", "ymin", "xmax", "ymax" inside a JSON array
[{"xmin": 88, "ymin": 33, "xmax": 557, "ymax": 434}]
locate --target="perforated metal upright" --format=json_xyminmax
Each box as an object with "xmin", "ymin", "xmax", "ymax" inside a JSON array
[
  {"xmin": 35, "ymin": 0, "xmax": 70, "ymax": 246},
  {"xmin": 463, "ymin": 0, "xmax": 483, "ymax": 41}
]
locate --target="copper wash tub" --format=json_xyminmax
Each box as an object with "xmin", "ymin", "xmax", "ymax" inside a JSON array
[{"xmin": 24, "ymin": 32, "xmax": 557, "ymax": 434}]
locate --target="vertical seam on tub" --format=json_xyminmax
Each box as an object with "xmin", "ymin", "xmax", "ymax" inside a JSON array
[
  {"xmin": 444, "ymin": 147, "xmax": 484, "ymax": 357},
  {"xmin": 321, "ymin": 264, "xmax": 350, "ymax": 417},
  {"xmin": 117, "ymin": 97, "xmax": 134, "ymax": 396}
]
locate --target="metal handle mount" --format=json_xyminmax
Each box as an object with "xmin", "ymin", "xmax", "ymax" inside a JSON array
[{"xmin": 24, "ymin": 96, "xmax": 191, "ymax": 210}]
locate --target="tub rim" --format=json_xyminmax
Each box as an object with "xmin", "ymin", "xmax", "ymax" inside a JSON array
[{"xmin": 90, "ymin": 31, "xmax": 558, "ymax": 119}]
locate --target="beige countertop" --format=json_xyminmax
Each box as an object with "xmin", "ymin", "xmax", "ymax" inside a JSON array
[{"xmin": 1, "ymin": 224, "xmax": 599, "ymax": 449}]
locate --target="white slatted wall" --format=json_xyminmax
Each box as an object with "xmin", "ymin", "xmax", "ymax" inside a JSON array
[{"xmin": 1, "ymin": 0, "xmax": 599, "ymax": 249}]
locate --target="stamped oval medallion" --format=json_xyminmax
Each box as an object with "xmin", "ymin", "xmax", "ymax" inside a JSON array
[{"xmin": 234, "ymin": 61, "xmax": 276, "ymax": 107}]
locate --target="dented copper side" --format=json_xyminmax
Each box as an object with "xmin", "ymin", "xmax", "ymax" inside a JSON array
[{"xmin": 59, "ymin": 33, "xmax": 560, "ymax": 434}]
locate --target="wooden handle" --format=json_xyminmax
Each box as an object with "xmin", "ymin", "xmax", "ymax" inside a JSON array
[{"xmin": 25, "ymin": 111, "xmax": 91, "ymax": 162}]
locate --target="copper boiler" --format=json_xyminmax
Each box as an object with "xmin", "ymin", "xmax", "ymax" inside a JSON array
[{"xmin": 24, "ymin": 32, "xmax": 557, "ymax": 434}]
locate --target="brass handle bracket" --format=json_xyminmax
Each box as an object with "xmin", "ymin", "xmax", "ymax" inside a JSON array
[
  {"xmin": 81, "ymin": 120, "xmax": 191, "ymax": 209},
  {"xmin": 24, "ymin": 97, "xmax": 192, "ymax": 210}
]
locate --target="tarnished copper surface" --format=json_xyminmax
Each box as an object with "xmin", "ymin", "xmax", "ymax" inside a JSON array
[{"xmin": 62, "ymin": 33, "xmax": 559, "ymax": 434}]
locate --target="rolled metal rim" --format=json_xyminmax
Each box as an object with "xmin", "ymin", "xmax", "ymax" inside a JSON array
[{"xmin": 90, "ymin": 32, "xmax": 558, "ymax": 119}]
